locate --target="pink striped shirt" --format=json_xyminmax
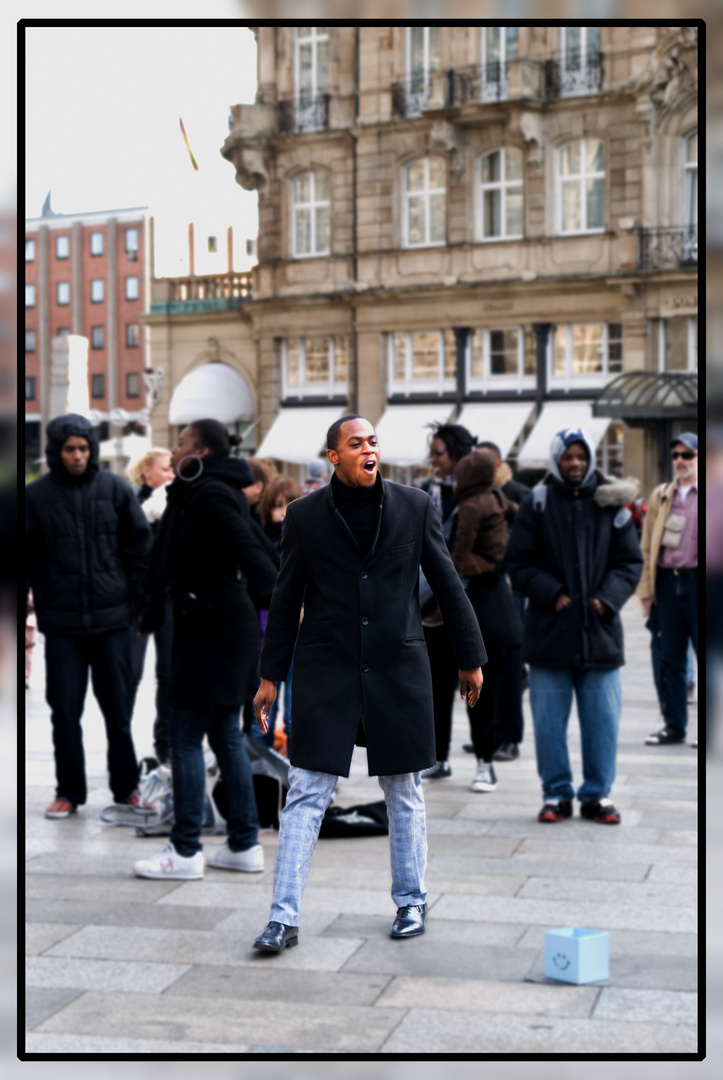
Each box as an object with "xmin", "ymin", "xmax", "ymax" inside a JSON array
[{"xmin": 658, "ymin": 482, "xmax": 697, "ymax": 569}]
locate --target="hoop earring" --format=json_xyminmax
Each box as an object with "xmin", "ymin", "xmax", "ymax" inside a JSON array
[{"xmin": 176, "ymin": 455, "xmax": 204, "ymax": 482}]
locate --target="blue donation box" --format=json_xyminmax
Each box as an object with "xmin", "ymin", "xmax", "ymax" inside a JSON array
[{"xmin": 544, "ymin": 926, "xmax": 609, "ymax": 984}]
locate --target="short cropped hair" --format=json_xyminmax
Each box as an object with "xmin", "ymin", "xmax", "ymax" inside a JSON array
[
  {"xmin": 476, "ymin": 440, "xmax": 502, "ymax": 460},
  {"xmin": 326, "ymin": 414, "xmax": 363, "ymax": 452}
]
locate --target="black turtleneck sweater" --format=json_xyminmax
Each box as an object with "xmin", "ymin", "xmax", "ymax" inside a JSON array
[{"xmin": 331, "ymin": 472, "xmax": 381, "ymax": 556}]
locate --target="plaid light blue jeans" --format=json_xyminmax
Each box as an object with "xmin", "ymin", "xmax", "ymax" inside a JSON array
[{"xmin": 268, "ymin": 765, "xmax": 427, "ymax": 927}]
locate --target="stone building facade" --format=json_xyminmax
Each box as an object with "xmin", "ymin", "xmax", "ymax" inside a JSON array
[{"xmin": 149, "ymin": 25, "xmax": 699, "ymax": 492}]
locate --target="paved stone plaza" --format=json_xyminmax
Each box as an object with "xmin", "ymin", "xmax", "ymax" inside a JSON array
[{"xmin": 25, "ymin": 601, "xmax": 699, "ymax": 1055}]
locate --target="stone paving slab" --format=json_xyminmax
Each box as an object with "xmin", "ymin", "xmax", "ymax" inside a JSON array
[
  {"xmin": 516, "ymin": 876, "xmax": 696, "ymax": 907},
  {"xmin": 26, "ymin": 955, "xmax": 192, "ymax": 993},
  {"xmin": 375, "ymin": 974, "xmax": 599, "ymax": 1017},
  {"xmin": 26, "ymin": 986, "xmax": 84, "ymax": 1030},
  {"xmin": 524, "ymin": 950, "xmax": 697, "ymax": 991},
  {"xmin": 32, "ymin": 990, "xmax": 405, "ymax": 1052},
  {"xmin": 593, "ymin": 987, "xmax": 698, "ymax": 1025},
  {"xmin": 379, "ymin": 1008, "xmax": 698, "ymax": 1053},
  {"xmin": 322, "ymin": 914, "xmax": 526, "ymax": 946},
  {"xmin": 26, "ymin": 922, "xmax": 82, "ymax": 955},
  {"xmin": 25, "ymin": 1033, "xmax": 254, "ymax": 1053},
  {"xmin": 25, "ymin": 874, "xmax": 183, "ymax": 903},
  {"xmin": 26, "ymin": 899, "xmax": 236, "ymax": 930},
  {"xmin": 44, "ymin": 923, "xmax": 366, "ymax": 972},
  {"xmin": 513, "ymin": 839, "xmax": 697, "ymax": 863},
  {"xmin": 430, "ymin": 894, "xmax": 697, "ymax": 933},
  {"xmin": 515, "ymin": 925, "xmax": 698, "ymax": 958},
  {"xmin": 485, "ymin": 821, "xmax": 662, "ymax": 843},
  {"xmin": 340, "ymin": 938, "xmax": 540, "ymax": 982},
  {"xmin": 212, "ymin": 909, "xmax": 338, "ymax": 937},
  {"xmin": 647, "ymin": 862, "xmax": 699, "ymax": 884},
  {"xmin": 166, "ymin": 964, "xmax": 393, "ymax": 1006},
  {"xmin": 426, "ymin": 854, "xmax": 651, "ymax": 882}
]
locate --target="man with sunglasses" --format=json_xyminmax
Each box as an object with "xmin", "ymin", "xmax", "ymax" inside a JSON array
[{"xmin": 638, "ymin": 433, "xmax": 698, "ymax": 747}]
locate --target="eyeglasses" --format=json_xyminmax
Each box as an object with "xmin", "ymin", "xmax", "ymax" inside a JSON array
[
  {"xmin": 671, "ymin": 451, "xmax": 696, "ymax": 461},
  {"xmin": 429, "ymin": 449, "xmax": 447, "ymax": 459}
]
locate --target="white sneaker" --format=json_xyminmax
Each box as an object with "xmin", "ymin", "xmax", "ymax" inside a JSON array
[
  {"xmin": 205, "ymin": 842, "xmax": 264, "ymax": 873},
  {"xmin": 133, "ymin": 841, "xmax": 204, "ymax": 880},
  {"xmin": 470, "ymin": 761, "xmax": 497, "ymax": 793}
]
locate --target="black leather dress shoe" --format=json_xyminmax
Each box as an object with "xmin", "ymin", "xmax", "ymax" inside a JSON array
[
  {"xmin": 390, "ymin": 903, "xmax": 427, "ymax": 938},
  {"xmin": 253, "ymin": 921, "xmax": 299, "ymax": 952}
]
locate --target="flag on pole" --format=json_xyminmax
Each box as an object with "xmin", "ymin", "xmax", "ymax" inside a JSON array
[{"xmin": 179, "ymin": 118, "xmax": 199, "ymax": 171}]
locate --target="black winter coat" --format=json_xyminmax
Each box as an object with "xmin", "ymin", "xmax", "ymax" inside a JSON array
[
  {"xmin": 503, "ymin": 473, "xmax": 643, "ymax": 669},
  {"xmin": 144, "ymin": 456, "xmax": 279, "ymax": 708},
  {"xmin": 260, "ymin": 478, "xmax": 486, "ymax": 777},
  {"xmin": 25, "ymin": 414, "xmax": 151, "ymax": 636}
]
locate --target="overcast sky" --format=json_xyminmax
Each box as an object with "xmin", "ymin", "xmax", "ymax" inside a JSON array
[{"xmin": 22, "ymin": 22, "xmax": 259, "ymax": 274}]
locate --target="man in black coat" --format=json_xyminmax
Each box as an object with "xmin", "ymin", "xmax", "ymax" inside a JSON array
[
  {"xmin": 504, "ymin": 427, "xmax": 643, "ymax": 826},
  {"xmin": 252, "ymin": 416, "xmax": 485, "ymax": 951},
  {"xmin": 25, "ymin": 414, "xmax": 152, "ymax": 818}
]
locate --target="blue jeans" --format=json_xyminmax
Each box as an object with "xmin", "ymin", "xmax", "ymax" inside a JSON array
[
  {"xmin": 269, "ymin": 766, "xmax": 427, "ymax": 926},
  {"xmin": 170, "ymin": 704, "xmax": 259, "ymax": 858},
  {"xmin": 656, "ymin": 568, "xmax": 698, "ymax": 738},
  {"xmin": 529, "ymin": 666, "xmax": 622, "ymax": 804}
]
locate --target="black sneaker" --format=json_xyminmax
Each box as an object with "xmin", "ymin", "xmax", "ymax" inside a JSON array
[
  {"xmin": 421, "ymin": 761, "xmax": 452, "ymax": 780},
  {"xmin": 493, "ymin": 742, "xmax": 520, "ymax": 762},
  {"xmin": 538, "ymin": 799, "xmax": 572, "ymax": 823},
  {"xmin": 580, "ymin": 798, "xmax": 621, "ymax": 825},
  {"xmin": 645, "ymin": 727, "xmax": 685, "ymax": 746},
  {"xmin": 462, "ymin": 742, "xmax": 475, "ymax": 754}
]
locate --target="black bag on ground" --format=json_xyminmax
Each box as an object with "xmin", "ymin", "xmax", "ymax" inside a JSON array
[{"xmin": 318, "ymin": 800, "xmax": 389, "ymax": 839}]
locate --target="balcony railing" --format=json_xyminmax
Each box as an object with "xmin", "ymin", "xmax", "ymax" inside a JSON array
[
  {"xmin": 545, "ymin": 51, "xmax": 603, "ymax": 98},
  {"xmin": 638, "ymin": 227, "xmax": 698, "ymax": 271},
  {"xmin": 278, "ymin": 93, "xmax": 330, "ymax": 135},
  {"xmin": 448, "ymin": 60, "xmax": 544, "ymax": 105},
  {"xmin": 391, "ymin": 73, "xmax": 449, "ymax": 118},
  {"xmin": 149, "ymin": 272, "xmax": 252, "ymax": 315}
]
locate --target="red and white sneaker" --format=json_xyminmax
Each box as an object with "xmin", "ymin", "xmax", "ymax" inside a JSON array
[
  {"xmin": 117, "ymin": 790, "xmax": 156, "ymax": 814},
  {"xmin": 133, "ymin": 841, "xmax": 204, "ymax": 880},
  {"xmin": 580, "ymin": 798, "xmax": 621, "ymax": 825},
  {"xmin": 45, "ymin": 797, "xmax": 77, "ymax": 819}
]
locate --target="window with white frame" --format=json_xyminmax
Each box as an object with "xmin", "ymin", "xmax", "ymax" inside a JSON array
[
  {"xmin": 560, "ymin": 27, "xmax": 601, "ymax": 97},
  {"xmin": 557, "ymin": 139, "xmax": 605, "ymax": 234},
  {"xmin": 126, "ymin": 323, "xmax": 140, "ymax": 348},
  {"xmin": 26, "ymin": 329, "xmax": 36, "ymax": 353},
  {"xmin": 683, "ymin": 131, "xmax": 697, "ymax": 263},
  {"xmin": 56, "ymin": 235, "xmax": 69, "ymax": 259},
  {"xmin": 295, "ymin": 27, "xmax": 329, "ymax": 130},
  {"xmin": 26, "ymin": 239, "xmax": 35, "ymax": 261},
  {"xmin": 57, "ymin": 282, "xmax": 70, "ymax": 306},
  {"xmin": 292, "ymin": 171, "xmax": 330, "ymax": 257},
  {"xmin": 387, "ymin": 330, "xmax": 456, "ymax": 396},
  {"xmin": 479, "ymin": 148, "xmax": 523, "ymax": 240},
  {"xmin": 25, "ymin": 284, "xmax": 36, "ymax": 307},
  {"xmin": 658, "ymin": 316, "xmax": 697, "ymax": 373},
  {"xmin": 90, "ymin": 232, "xmax": 103, "ymax": 256},
  {"xmin": 91, "ymin": 279, "xmax": 104, "ymax": 303},
  {"xmin": 406, "ymin": 26, "xmax": 441, "ymax": 115},
  {"xmin": 282, "ymin": 336, "xmax": 347, "ymax": 398},
  {"xmin": 125, "ymin": 228, "xmax": 139, "ymax": 253},
  {"xmin": 125, "ymin": 276, "xmax": 139, "ymax": 300},
  {"xmin": 404, "ymin": 157, "xmax": 446, "ymax": 248},
  {"xmin": 481, "ymin": 27, "xmax": 518, "ymax": 101},
  {"xmin": 469, "ymin": 326, "xmax": 536, "ymax": 390},
  {"xmin": 551, "ymin": 322, "xmax": 623, "ymax": 388}
]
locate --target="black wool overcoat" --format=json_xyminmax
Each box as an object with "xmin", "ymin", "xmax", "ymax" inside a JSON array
[{"xmin": 259, "ymin": 478, "xmax": 486, "ymax": 777}]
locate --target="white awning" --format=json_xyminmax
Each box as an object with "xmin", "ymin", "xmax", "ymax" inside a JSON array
[
  {"xmin": 374, "ymin": 404, "xmax": 455, "ymax": 467},
  {"xmin": 457, "ymin": 402, "xmax": 536, "ymax": 460},
  {"xmin": 516, "ymin": 402, "xmax": 611, "ymax": 468},
  {"xmin": 168, "ymin": 362, "xmax": 254, "ymax": 425},
  {"xmin": 99, "ymin": 432, "xmax": 151, "ymax": 461},
  {"xmin": 255, "ymin": 406, "xmax": 345, "ymax": 465}
]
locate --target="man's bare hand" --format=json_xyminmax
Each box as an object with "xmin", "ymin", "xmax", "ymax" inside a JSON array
[
  {"xmin": 135, "ymin": 615, "xmax": 149, "ymax": 639},
  {"xmin": 589, "ymin": 597, "xmax": 610, "ymax": 618},
  {"xmin": 253, "ymin": 678, "xmax": 277, "ymax": 735},
  {"xmin": 459, "ymin": 668, "xmax": 483, "ymax": 708},
  {"xmin": 641, "ymin": 597, "xmax": 653, "ymax": 617},
  {"xmin": 555, "ymin": 593, "xmax": 571, "ymax": 612}
]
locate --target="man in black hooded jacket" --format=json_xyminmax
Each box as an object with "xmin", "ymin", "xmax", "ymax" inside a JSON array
[{"xmin": 25, "ymin": 413, "xmax": 152, "ymax": 818}]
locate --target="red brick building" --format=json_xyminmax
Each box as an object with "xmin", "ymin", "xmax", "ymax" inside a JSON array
[{"xmin": 25, "ymin": 203, "xmax": 149, "ymax": 471}]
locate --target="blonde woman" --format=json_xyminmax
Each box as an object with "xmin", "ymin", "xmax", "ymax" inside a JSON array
[{"xmin": 127, "ymin": 447, "xmax": 174, "ymax": 764}]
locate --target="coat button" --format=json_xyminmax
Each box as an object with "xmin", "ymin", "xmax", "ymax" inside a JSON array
[
  {"xmin": 362, "ymin": 664, "xmax": 369, "ymax": 672},
  {"xmin": 360, "ymin": 571, "xmax": 368, "ymax": 579},
  {"xmin": 361, "ymin": 617, "xmax": 369, "ymax": 625}
]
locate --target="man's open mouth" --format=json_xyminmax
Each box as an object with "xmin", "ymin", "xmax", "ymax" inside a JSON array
[{"xmin": 363, "ymin": 460, "xmax": 377, "ymax": 474}]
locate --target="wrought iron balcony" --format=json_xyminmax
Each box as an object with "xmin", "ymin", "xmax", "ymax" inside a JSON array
[
  {"xmin": 391, "ymin": 73, "xmax": 449, "ymax": 118},
  {"xmin": 278, "ymin": 93, "xmax": 330, "ymax": 135},
  {"xmin": 545, "ymin": 51, "xmax": 603, "ymax": 98},
  {"xmin": 447, "ymin": 60, "xmax": 544, "ymax": 105},
  {"xmin": 638, "ymin": 227, "xmax": 698, "ymax": 271}
]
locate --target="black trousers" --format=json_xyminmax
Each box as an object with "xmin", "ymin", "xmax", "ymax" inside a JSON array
[
  {"xmin": 44, "ymin": 629, "xmax": 139, "ymax": 806},
  {"xmin": 467, "ymin": 646, "xmax": 505, "ymax": 762},
  {"xmin": 423, "ymin": 623, "xmax": 459, "ymax": 762},
  {"xmin": 128, "ymin": 592, "xmax": 173, "ymax": 763}
]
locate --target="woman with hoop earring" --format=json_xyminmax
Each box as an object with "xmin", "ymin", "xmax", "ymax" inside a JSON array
[{"xmin": 134, "ymin": 419, "xmax": 279, "ymax": 880}]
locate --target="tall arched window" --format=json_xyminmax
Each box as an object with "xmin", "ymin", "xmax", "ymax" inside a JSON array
[
  {"xmin": 403, "ymin": 157, "xmax": 446, "ymax": 248},
  {"xmin": 292, "ymin": 170, "xmax": 330, "ymax": 257},
  {"xmin": 557, "ymin": 139, "xmax": 605, "ymax": 234},
  {"xmin": 479, "ymin": 147, "xmax": 523, "ymax": 239}
]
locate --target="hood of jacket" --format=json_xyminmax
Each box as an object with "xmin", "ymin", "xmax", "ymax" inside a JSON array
[
  {"xmin": 45, "ymin": 413, "xmax": 100, "ymax": 481},
  {"xmin": 548, "ymin": 427, "xmax": 597, "ymax": 489},
  {"xmin": 454, "ymin": 450, "xmax": 496, "ymax": 498}
]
